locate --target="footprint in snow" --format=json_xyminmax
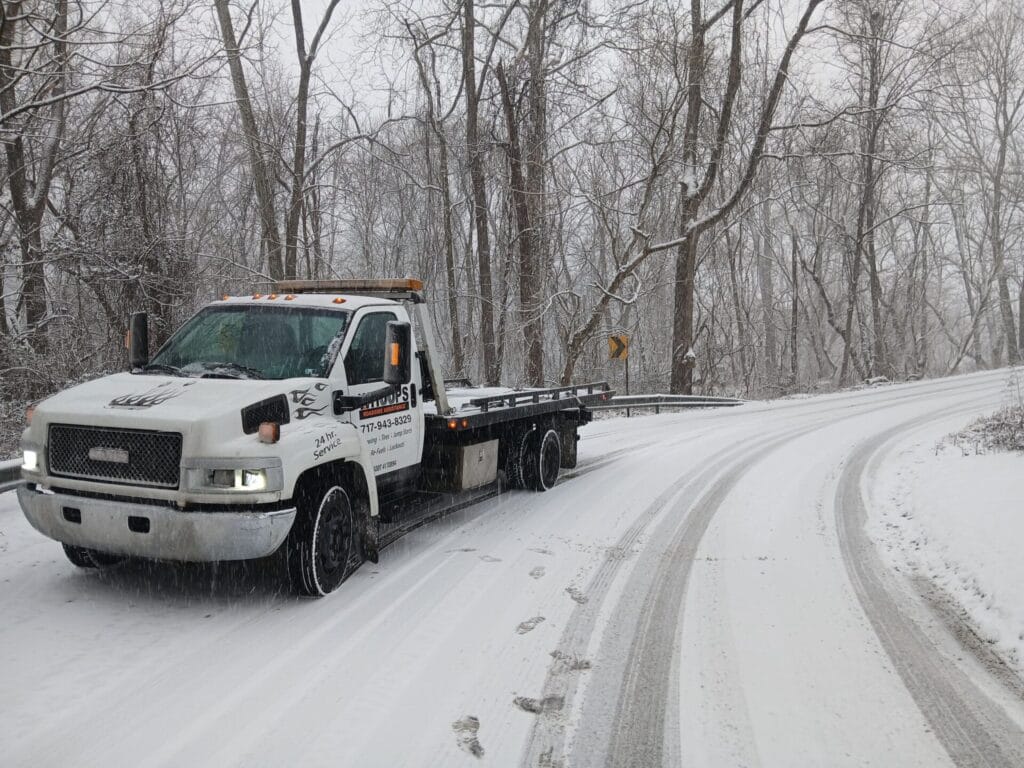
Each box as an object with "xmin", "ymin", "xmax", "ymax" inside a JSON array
[
  {"xmin": 529, "ymin": 566, "xmax": 546, "ymax": 579},
  {"xmin": 565, "ymin": 586, "xmax": 587, "ymax": 604},
  {"xmin": 513, "ymin": 695, "xmax": 565, "ymax": 714},
  {"xmin": 451, "ymin": 715, "xmax": 484, "ymax": 758},
  {"xmin": 550, "ymin": 649, "xmax": 592, "ymax": 672},
  {"xmin": 517, "ymin": 616, "xmax": 545, "ymax": 634},
  {"xmin": 479, "ymin": 554, "xmax": 502, "ymax": 563}
]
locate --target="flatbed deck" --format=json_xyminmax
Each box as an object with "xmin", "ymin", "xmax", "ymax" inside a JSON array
[{"xmin": 424, "ymin": 382, "xmax": 613, "ymax": 431}]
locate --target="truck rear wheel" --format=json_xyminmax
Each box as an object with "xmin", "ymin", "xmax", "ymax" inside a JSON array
[
  {"xmin": 286, "ymin": 484, "xmax": 364, "ymax": 597},
  {"xmin": 523, "ymin": 428, "xmax": 561, "ymax": 492},
  {"xmin": 62, "ymin": 544, "xmax": 124, "ymax": 569}
]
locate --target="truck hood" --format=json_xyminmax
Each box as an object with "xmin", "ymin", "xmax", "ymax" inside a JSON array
[{"xmin": 28, "ymin": 372, "xmax": 334, "ymax": 440}]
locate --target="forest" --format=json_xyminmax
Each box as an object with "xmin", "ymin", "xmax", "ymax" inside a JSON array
[{"xmin": 1, "ymin": 0, "xmax": 1022, "ymax": 453}]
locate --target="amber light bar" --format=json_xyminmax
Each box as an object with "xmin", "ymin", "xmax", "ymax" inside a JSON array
[{"xmin": 275, "ymin": 278, "xmax": 423, "ymax": 294}]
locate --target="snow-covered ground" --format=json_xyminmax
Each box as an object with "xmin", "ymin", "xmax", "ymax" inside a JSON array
[
  {"xmin": 2, "ymin": 370, "xmax": 1024, "ymax": 767},
  {"xmin": 870, "ymin": 414, "xmax": 1024, "ymax": 675}
]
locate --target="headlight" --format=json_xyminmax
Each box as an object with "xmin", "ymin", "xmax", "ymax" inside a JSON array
[
  {"xmin": 204, "ymin": 468, "xmax": 268, "ymax": 491},
  {"xmin": 182, "ymin": 460, "xmax": 282, "ymax": 493},
  {"xmin": 22, "ymin": 449, "xmax": 38, "ymax": 471}
]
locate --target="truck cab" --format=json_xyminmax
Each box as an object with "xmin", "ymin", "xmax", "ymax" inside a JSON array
[{"xmin": 18, "ymin": 279, "xmax": 609, "ymax": 596}]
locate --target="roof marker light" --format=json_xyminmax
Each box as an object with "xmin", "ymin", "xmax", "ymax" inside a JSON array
[
  {"xmin": 284, "ymin": 295, "xmax": 295, "ymax": 301},
  {"xmin": 252, "ymin": 293, "xmax": 263, "ymax": 299},
  {"xmin": 333, "ymin": 297, "xmax": 346, "ymax": 304},
  {"xmin": 268, "ymin": 293, "xmax": 278, "ymax": 300}
]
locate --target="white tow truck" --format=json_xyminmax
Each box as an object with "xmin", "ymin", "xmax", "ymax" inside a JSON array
[{"xmin": 17, "ymin": 279, "xmax": 611, "ymax": 596}]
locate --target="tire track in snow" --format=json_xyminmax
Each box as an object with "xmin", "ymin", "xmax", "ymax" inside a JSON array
[
  {"xmin": 836, "ymin": 407, "xmax": 1024, "ymax": 768},
  {"xmin": 523, "ymin": 374, "xmax": 1010, "ymax": 768},
  {"xmin": 602, "ymin": 380, "xmax": 1010, "ymax": 768},
  {"xmin": 522, "ymin": 421, "xmax": 819, "ymax": 767}
]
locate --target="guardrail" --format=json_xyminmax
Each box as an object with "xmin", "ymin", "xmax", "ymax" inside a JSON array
[
  {"xmin": 589, "ymin": 394, "xmax": 744, "ymax": 414},
  {"xmin": 0, "ymin": 458, "xmax": 22, "ymax": 494}
]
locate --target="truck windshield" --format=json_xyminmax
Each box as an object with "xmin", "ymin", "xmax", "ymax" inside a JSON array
[{"xmin": 149, "ymin": 305, "xmax": 350, "ymax": 380}]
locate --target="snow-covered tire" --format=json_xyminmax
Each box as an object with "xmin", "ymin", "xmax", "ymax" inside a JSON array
[
  {"xmin": 286, "ymin": 484, "xmax": 364, "ymax": 597},
  {"xmin": 62, "ymin": 544, "xmax": 124, "ymax": 569},
  {"xmin": 523, "ymin": 428, "xmax": 561, "ymax": 492},
  {"xmin": 501, "ymin": 428, "xmax": 531, "ymax": 490}
]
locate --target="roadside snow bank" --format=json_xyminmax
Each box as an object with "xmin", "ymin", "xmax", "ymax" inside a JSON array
[{"xmin": 871, "ymin": 432, "xmax": 1024, "ymax": 673}]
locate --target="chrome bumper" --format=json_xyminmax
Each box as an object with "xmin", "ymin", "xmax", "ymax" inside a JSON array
[{"xmin": 17, "ymin": 485, "xmax": 296, "ymax": 562}]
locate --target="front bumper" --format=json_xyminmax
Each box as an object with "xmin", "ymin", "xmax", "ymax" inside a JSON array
[{"xmin": 17, "ymin": 485, "xmax": 296, "ymax": 562}]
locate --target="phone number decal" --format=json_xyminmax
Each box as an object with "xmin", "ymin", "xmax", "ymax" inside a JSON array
[{"xmin": 359, "ymin": 413, "xmax": 413, "ymax": 433}]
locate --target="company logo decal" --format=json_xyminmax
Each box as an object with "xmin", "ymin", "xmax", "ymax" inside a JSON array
[
  {"xmin": 290, "ymin": 383, "xmax": 329, "ymax": 419},
  {"xmin": 358, "ymin": 384, "xmax": 412, "ymax": 420},
  {"xmin": 359, "ymin": 401, "xmax": 410, "ymax": 419},
  {"xmin": 108, "ymin": 381, "xmax": 195, "ymax": 409}
]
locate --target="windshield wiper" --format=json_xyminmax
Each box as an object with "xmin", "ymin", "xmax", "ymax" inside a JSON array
[
  {"xmin": 196, "ymin": 361, "xmax": 266, "ymax": 380},
  {"xmin": 140, "ymin": 363, "xmax": 186, "ymax": 377}
]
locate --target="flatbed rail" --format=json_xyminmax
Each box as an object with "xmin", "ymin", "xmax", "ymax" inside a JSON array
[{"xmin": 466, "ymin": 382, "xmax": 613, "ymax": 412}]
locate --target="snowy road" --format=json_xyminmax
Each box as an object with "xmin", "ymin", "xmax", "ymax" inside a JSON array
[{"xmin": 3, "ymin": 370, "xmax": 1024, "ymax": 767}]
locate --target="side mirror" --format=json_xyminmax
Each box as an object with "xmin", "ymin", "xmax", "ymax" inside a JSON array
[
  {"xmin": 128, "ymin": 312, "xmax": 149, "ymax": 369},
  {"xmin": 384, "ymin": 321, "xmax": 411, "ymax": 386}
]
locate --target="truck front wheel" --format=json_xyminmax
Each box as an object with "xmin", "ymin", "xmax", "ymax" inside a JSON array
[
  {"xmin": 286, "ymin": 484, "xmax": 364, "ymax": 597},
  {"xmin": 523, "ymin": 428, "xmax": 561, "ymax": 492}
]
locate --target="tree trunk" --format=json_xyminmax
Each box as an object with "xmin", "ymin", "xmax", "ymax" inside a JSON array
[
  {"xmin": 670, "ymin": 194, "xmax": 700, "ymax": 394},
  {"xmin": 497, "ymin": 62, "xmax": 543, "ymax": 387},
  {"xmin": 756, "ymin": 214, "xmax": 778, "ymax": 387},
  {"xmin": 213, "ymin": 0, "xmax": 283, "ymax": 281},
  {"xmin": 790, "ymin": 230, "xmax": 799, "ymax": 383},
  {"xmin": 726, "ymin": 229, "xmax": 750, "ymax": 392},
  {"xmin": 522, "ymin": 0, "xmax": 548, "ymax": 386},
  {"xmin": 462, "ymin": 0, "xmax": 499, "ymax": 384},
  {"xmin": 0, "ymin": 0, "xmax": 69, "ymax": 353}
]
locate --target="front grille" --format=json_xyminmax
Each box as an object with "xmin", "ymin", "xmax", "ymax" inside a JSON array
[{"xmin": 48, "ymin": 424, "xmax": 183, "ymax": 489}]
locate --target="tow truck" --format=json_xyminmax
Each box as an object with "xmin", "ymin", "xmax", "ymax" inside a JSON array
[{"xmin": 17, "ymin": 279, "xmax": 612, "ymax": 596}]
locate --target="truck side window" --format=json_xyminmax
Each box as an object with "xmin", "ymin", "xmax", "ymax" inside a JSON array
[{"xmin": 345, "ymin": 312, "xmax": 397, "ymax": 385}]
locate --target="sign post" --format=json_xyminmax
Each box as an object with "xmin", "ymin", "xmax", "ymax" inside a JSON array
[{"xmin": 608, "ymin": 334, "xmax": 630, "ymax": 416}]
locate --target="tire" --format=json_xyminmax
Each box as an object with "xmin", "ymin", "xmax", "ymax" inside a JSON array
[
  {"xmin": 286, "ymin": 484, "xmax": 364, "ymax": 597},
  {"xmin": 62, "ymin": 544, "xmax": 124, "ymax": 569},
  {"xmin": 522, "ymin": 428, "xmax": 561, "ymax": 492},
  {"xmin": 500, "ymin": 428, "xmax": 527, "ymax": 490}
]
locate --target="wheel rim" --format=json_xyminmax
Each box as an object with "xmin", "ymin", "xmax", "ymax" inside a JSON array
[
  {"xmin": 314, "ymin": 487, "xmax": 353, "ymax": 589},
  {"xmin": 539, "ymin": 432, "xmax": 560, "ymax": 489}
]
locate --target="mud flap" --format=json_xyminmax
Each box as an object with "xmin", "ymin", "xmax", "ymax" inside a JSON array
[{"xmin": 363, "ymin": 513, "xmax": 380, "ymax": 564}]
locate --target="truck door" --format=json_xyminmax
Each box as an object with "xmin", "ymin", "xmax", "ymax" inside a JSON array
[{"xmin": 339, "ymin": 309, "xmax": 424, "ymax": 500}]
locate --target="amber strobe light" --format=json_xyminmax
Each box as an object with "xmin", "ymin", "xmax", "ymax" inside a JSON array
[
  {"xmin": 275, "ymin": 278, "xmax": 424, "ymax": 294},
  {"xmin": 258, "ymin": 422, "xmax": 280, "ymax": 444},
  {"xmin": 25, "ymin": 405, "xmax": 35, "ymax": 425}
]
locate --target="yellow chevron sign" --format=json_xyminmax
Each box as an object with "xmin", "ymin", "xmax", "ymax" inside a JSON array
[{"xmin": 608, "ymin": 334, "xmax": 629, "ymax": 360}]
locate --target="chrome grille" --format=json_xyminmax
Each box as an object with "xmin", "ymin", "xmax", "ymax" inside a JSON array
[{"xmin": 48, "ymin": 424, "xmax": 182, "ymax": 488}]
